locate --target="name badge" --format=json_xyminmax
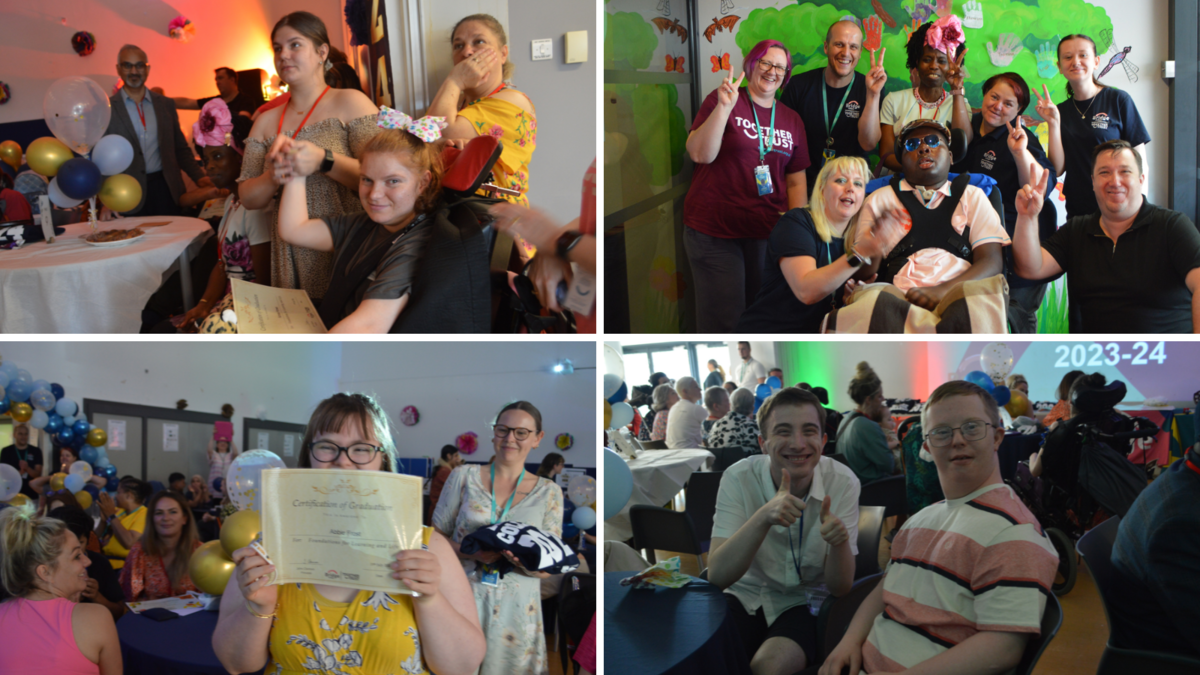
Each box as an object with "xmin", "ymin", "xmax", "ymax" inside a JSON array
[
  {"xmin": 562, "ymin": 266, "xmax": 596, "ymax": 316},
  {"xmin": 754, "ymin": 164, "xmax": 774, "ymax": 196},
  {"xmin": 480, "ymin": 563, "xmax": 500, "ymax": 587}
]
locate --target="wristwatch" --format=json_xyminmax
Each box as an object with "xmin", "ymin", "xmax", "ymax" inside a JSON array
[
  {"xmin": 555, "ymin": 230, "xmax": 584, "ymax": 261},
  {"xmin": 318, "ymin": 148, "xmax": 335, "ymax": 174},
  {"xmin": 846, "ymin": 253, "xmax": 865, "ymax": 267}
]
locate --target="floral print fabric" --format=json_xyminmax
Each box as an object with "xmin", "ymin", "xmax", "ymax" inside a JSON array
[
  {"xmin": 458, "ymin": 93, "xmax": 537, "ymax": 208},
  {"xmin": 119, "ymin": 540, "xmax": 201, "ymax": 601}
]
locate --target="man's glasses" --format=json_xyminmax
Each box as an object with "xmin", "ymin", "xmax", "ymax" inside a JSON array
[
  {"xmin": 902, "ymin": 134, "xmax": 943, "ymax": 153},
  {"xmin": 756, "ymin": 60, "xmax": 787, "ymax": 75},
  {"xmin": 493, "ymin": 425, "xmax": 536, "ymax": 441},
  {"xmin": 310, "ymin": 442, "xmax": 382, "ymax": 465},
  {"xmin": 925, "ymin": 421, "xmax": 993, "ymax": 447},
  {"xmin": 119, "ymin": 62, "xmax": 149, "ymax": 72}
]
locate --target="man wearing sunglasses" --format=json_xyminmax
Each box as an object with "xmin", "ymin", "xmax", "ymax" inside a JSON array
[
  {"xmin": 821, "ymin": 380, "xmax": 1058, "ymax": 675},
  {"xmin": 847, "ymin": 119, "xmax": 1009, "ymax": 319},
  {"xmin": 104, "ymin": 44, "xmax": 212, "ymax": 217}
]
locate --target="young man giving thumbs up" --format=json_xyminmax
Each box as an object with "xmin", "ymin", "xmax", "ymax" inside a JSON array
[{"xmin": 708, "ymin": 387, "xmax": 861, "ymax": 675}]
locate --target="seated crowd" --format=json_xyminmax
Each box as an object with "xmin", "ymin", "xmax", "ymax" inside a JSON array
[{"xmin": 685, "ymin": 15, "xmax": 1197, "ymax": 333}]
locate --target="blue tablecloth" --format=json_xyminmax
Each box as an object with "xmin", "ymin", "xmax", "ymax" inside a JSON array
[
  {"xmin": 604, "ymin": 571, "xmax": 751, "ymax": 675},
  {"xmin": 118, "ymin": 609, "xmax": 263, "ymax": 675}
]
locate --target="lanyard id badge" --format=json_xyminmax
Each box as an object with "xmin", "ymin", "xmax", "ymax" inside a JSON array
[
  {"xmin": 754, "ymin": 164, "xmax": 774, "ymax": 196},
  {"xmin": 751, "ymin": 100, "xmax": 777, "ymax": 196},
  {"xmin": 822, "ymin": 79, "xmax": 853, "ymax": 167},
  {"xmin": 480, "ymin": 563, "xmax": 500, "ymax": 587}
]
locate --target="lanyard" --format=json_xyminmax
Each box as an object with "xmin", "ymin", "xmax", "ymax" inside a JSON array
[
  {"xmin": 133, "ymin": 98, "xmax": 147, "ymax": 130},
  {"xmin": 787, "ymin": 510, "xmax": 806, "ymax": 584},
  {"xmin": 1187, "ymin": 458, "xmax": 1200, "ymax": 477},
  {"xmin": 490, "ymin": 463, "xmax": 525, "ymax": 524},
  {"xmin": 750, "ymin": 98, "xmax": 777, "ymax": 164},
  {"xmin": 277, "ymin": 86, "xmax": 331, "ymax": 138},
  {"xmin": 822, "ymin": 79, "xmax": 853, "ymax": 148},
  {"xmin": 465, "ymin": 82, "xmax": 508, "ymax": 108}
]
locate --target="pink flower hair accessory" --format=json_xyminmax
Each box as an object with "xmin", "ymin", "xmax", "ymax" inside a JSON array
[
  {"xmin": 925, "ymin": 15, "xmax": 964, "ymax": 56},
  {"xmin": 376, "ymin": 107, "xmax": 447, "ymax": 143},
  {"xmin": 193, "ymin": 98, "xmax": 235, "ymax": 151}
]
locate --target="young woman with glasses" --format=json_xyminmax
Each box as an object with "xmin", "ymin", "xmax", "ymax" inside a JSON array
[
  {"xmin": 432, "ymin": 400, "xmax": 566, "ymax": 675},
  {"xmin": 214, "ymin": 393, "xmax": 485, "ymax": 675}
]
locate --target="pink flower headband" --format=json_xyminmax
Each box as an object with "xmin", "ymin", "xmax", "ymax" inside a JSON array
[
  {"xmin": 376, "ymin": 107, "xmax": 447, "ymax": 143},
  {"xmin": 193, "ymin": 98, "xmax": 242, "ymax": 154},
  {"xmin": 925, "ymin": 15, "xmax": 964, "ymax": 56}
]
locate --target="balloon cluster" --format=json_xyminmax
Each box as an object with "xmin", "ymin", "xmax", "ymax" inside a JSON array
[
  {"xmin": 601, "ymin": 347, "xmax": 637, "ymax": 523},
  {"xmin": 961, "ymin": 342, "xmax": 1018, "ymax": 418},
  {"xmin": 754, "ymin": 376, "xmax": 783, "ymax": 413},
  {"xmin": 566, "ymin": 474, "xmax": 596, "ymax": 533}
]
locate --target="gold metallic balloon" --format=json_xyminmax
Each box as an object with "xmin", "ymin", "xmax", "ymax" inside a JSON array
[
  {"xmin": 220, "ymin": 508, "xmax": 262, "ymax": 557},
  {"xmin": 0, "ymin": 141, "xmax": 21, "ymax": 170},
  {"xmin": 49, "ymin": 472, "xmax": 68, "ymax": 491},
  {"xmin": 603, "ymin": 401, "xmax": 612, "ymax": 430},
  {"xmin": 189, "ymin": 540, "xmax": 236, "ymax": 596},
  {"xmin": 8, "ymin": 494, "xmax": 31, "ymax": 508},
  {"xmin": 87, "ymin": 428, "xmax": 108, "ymax": 447},
  {"xmin": 74, "ymin": 490, "xmax": 93, "ymax": 510},
  {"xmin": 8, "ymin": 403, "xmax": 32, "ymax": 424},
  {"xmin": 26, "ymin": 137, "xmax": 72, "ymax": 177},
  {"xmin": 98, "ymin": 174, "xmax": 142, "ymax": 213}
]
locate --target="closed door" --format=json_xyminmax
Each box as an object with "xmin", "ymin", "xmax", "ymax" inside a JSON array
[
  {"xmin": 146, "ymin": 419, "xmax": 214, "ymax": 486},
  {"xmin": 92, "ymin": 413, "xmax": 144, "ymax": 479},
  {"xmin": 246, "ymin": 428, "xmax": 305, "ymax": 468}
]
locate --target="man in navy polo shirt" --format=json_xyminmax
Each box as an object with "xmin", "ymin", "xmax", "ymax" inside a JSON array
[
  {"xmin": 1012, "ymin": 139, "xmax": 1200, "ymax": 333},
  {"xmin": 780, "ymin": 20, "xmax": 886, "ymax": 195}
]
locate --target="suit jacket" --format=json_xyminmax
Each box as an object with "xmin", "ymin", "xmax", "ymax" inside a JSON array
[{"xmin": 105, "ymin": 90, "xmax": 206, "ymax": 214}]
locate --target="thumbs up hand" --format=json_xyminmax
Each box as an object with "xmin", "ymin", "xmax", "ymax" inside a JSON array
[
  {"xmin": 818, "ymin": 495, "xmax": 850, "ymax": 547},
  {"xmin": 759, "ymin": 469, "xmax": 807, "ymax": 528}
]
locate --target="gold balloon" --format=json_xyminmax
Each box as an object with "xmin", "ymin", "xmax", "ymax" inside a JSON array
[
  {"xmin": 74, "ymin": 490, "xmax": 93, "ymax": 510},
  {"xmin": 49, "ymin": 472, "xmax": 68, "ymax": 491},
  {"xmin": 98, "ymin": 174, "xmax": 142, "ymax": 213},
  {"xmin": 0, "ymin": 141, "xmax": 21, "ymax": 170},
  {"xmin": 26, "ymin": 137, "xmax": 72, "ymax": 177},
  {"xmin": 8, "ymin": 494, "xmax": 31, "ymax": 508},
  {"xmin": 87, "ymin": 428, "xmax": 108, "ymax": 447},
  {"xmin": 603, "ymin": 400, "xmax": 612, "ymax": 430},
  {"xmin": 220, "ymin": 508, "xmax": 262, "ymax": 557},
  {"xmin": 189, "ymin": 540, "xmax": 237, "ymax": 595},
  {"xmin": 1005, "ymin": 391, "xmax": 1032, "ymax": 418},
  {"xmin": 9, "ymin": 403, "xmax": 32, "ymax": 423}
]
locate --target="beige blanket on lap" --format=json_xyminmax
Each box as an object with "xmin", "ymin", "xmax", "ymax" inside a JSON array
[{"xmin": 825, "ymin": 274, "xmax": 1009, "ymax": 333}]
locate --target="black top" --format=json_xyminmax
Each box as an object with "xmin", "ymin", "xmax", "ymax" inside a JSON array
[
  {"xmin": 86, "ymin": 550, "xmax": 125, "ymax": 604},
  {"xmin": 1056, "ymin": 87, "xmax": 1150, "ymax": 218},
  {"xmin": 703, "ymin": 370, "xmax": 724, "ymax": 390},
  {"xmin": 0, "ymin": 445, "xmax": 43, "ymax": 499},
  {"xmin": 737, "ymin": 208, "xmax": 845, "ymax": 333},
  {"xmin": 780, "ymin": 68, "xmax": 874, "ymax": 194},
  {"xmin": 198, "ymin": 91, "xmax": 259, "ymax": 119},
  {"xmin": 1040, "ymin": 201, "xmax": 1200, "ymax": 333}
]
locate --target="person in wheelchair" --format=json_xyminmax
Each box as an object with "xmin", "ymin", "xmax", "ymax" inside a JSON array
[{"xmin": 829, "ymin": 119, "xmax": 1011, "ymax": 333}]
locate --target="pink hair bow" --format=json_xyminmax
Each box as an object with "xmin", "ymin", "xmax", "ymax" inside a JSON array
[
  {"xmin": 376, "ymin": 107, "xmax": 447, "ymax": 143},
  {"xmin": 926, "ymin": 14, "xmax": 965, "ymax": 56},
  {"xmin": 193, "ymin": 98, "xmax": 233, "ymax": 149}
]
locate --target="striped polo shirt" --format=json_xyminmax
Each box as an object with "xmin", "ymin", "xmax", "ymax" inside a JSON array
[{"xmin": 862, "ymin": 482, "xmax": 1059, "ymax": 673}]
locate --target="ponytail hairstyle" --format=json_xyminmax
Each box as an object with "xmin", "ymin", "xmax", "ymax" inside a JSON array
[
  {"xmin": 1057, "ymin": 34, "xmax": 1104, "ymax": 99},
  {"xmin": 271, "ymin": 11, "xmax": 332, "ymax": 73},
  {"xmin": 0, "ymin": 505, "xmax": 70, "ymax": 598},
  {"xmin": 358, "ymin": 129, "xmax": 445, "ymax": 216},
  {"xmin": 452, "ymin": 14, "xmax": 515, "ymax": 81},
  {"xmin": 707, "ymin": 359, "xmax": 726, "ymax": 381}
]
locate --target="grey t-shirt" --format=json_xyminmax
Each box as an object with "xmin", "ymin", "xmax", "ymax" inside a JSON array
[{"xmin": 322, "ymin": 212, "xmax": 433, "ymax": 313}]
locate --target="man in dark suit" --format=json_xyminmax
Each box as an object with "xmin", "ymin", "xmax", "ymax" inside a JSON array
[{"xmin": 105, "ymin": 44, "xmax": 211, "ymax": 217}]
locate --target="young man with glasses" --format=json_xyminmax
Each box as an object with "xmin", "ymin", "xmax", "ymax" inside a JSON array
[{"xmin": 820, "ymin": 380, "xmax": 1058, "ymax": 675}]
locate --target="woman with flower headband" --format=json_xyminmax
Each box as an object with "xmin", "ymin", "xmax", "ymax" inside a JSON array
[
  {"xmin": 878, "ymin": 16, "xmax": 972, "ymax": 173},
  {"xmin": 276, "ymin": 108, "xmax": 444, "ymax": 332}
]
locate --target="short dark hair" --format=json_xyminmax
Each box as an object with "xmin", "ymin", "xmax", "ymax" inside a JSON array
[
  {"xmin": 737, "ymin": 341, "xmax": 750, "ymax": 348},
  {"xmin": 119, "ymin": 477, "xmax": 152, "ymax": 504},
  {"xmin": 440, "ymin": 445, "xmax": 459, "ymax": 461},
  {"xmin": 922, "ymin": 380, "xmax": 1002, "ymax": 429},
  {"xmin": 1055, "ymin": 370, "xmax": 1085, "ymax": 402},
  {"xmin": 537, "ymin": 453, "xmax": 564, "ymax": 478},
  {"xmin": 48, "ymin": 506, "xmax": 93, "ymax": 544},
  {"xmin": 649, "ymin": 372, "xmax": 669, "ymax": 387},
  {"xmin": 756, "ymin": 387, "xmax": 825, "ymax": 437},
  {"xmin": 1092, "ymin": 139, "xmax": 1143, "ymax": 176},
  {"xmin": 215, "ymin": 67, "xmax": 237, "ymax": 79},
  {"xmin": 168, "ymin": 472, "xmax": 186, "ymax": 484},
  {"xmin": 982, "ymin": 72, "xmax": 1031, "ymax": 115},
  {"xmin": 1069, "ymin": 372, "xmax": 1108, "ymax": 406}
]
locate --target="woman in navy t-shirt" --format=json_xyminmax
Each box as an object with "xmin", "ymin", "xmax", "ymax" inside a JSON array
[{"xmin": 1037, "ymin": 34, "xmax": 1150, "ymax": 219}]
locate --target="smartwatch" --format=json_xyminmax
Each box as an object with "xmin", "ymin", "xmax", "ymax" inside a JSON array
[
  {"xmin": 846, "ymin": 253, "xmax": 865, "ymax": 267},
  {"xmin": 555, "ymin": 230, "xmax": 584, "ymax": 261},
  {"xmin": 318, "ymin": 148, "xmax": 335, "ymax": 174}
]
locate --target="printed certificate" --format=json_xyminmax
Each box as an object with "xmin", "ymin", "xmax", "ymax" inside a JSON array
[
  {"xmin": 230, "ymin": 279, "xmax": 327, "ymax": 333},
  {"xmin": 260, "ymin": 468, "xmax": 424, "ymax": 594}
]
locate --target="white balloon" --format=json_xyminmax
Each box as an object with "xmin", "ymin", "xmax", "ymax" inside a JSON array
[
  {"xmin": 980, "ymin": 342, "xmax": 1015, "ymax": 382},
  {"xmin": 609, "ymin": 402, "xmax": 634, "ymax": 430},
  {"xmin": 603, "ymin": 374, "xmax": 623, "ymax": 400},
  {"xmin": 603, "ymin": 344, "xmax": 625, "ymax": 382},
  {"xmin": 226, "ymin": 449, "xmax": 287, "ymax": 512},
  {"xmin": 567, "ymin": 474, "xmax": 596, "ymax": 507},
  {"xmin": 91, "ymin": 135, "xmax": 134, "ymax": 175},
  {"xmin": 0, "ymin": 464, "xmax": 20, "ymax": 501},
  {"xmin": 43, "ymin": 76, "xmax": 112, "ymax": 154},
  {"xmin": 48, "ymin": 177, "xmax": 84, "ymax": 208},
  {"xmin": 68, "ymin": 460, "xmax": 93, "ymax": 482}
]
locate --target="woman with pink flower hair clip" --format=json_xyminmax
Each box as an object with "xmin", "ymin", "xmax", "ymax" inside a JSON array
[{"xmin": 878, "ymin": 16, "xmax": 972, "ymax": 174}]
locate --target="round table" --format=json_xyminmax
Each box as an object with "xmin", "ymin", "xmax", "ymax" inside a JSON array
[
  {"xmin": 604, "ymin": 571, "xmax": 750, "ymax": 675},
  {"xmin": 605, "ymin": 449, "xmax": 714, "ymax": 541},
  {"xmin": 0, "ymin": 216, "xmax": 212, "ymax": 332},
  {"xmin": 118, "ymin": 608, "xmax": 263, "ymax": 675}
]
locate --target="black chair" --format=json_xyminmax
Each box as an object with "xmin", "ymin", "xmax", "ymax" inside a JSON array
[
  {"xmin": 859, "ymin": 475, "xmax": 908, "ymax": 520},
  {"xmin": 1077, "ymin": 517, "xmax": 1200, "ymax": 675},
  {"xmin": 629, "ymin": 505, "xmax": 705, "ymax": 574},
  {"xmin": 855, "ymin": 506, "xmax": 887, "ymax": 580},
  {"xmin": 641, "ymin": 440, "xmax": 668, "ymax": 450},
  {"xmin": 1014, "ymin": 591, "xmax": 1063, "ymax": 675},
  {"xmin": 710, "ymin": 446, "xmax": 748, "ymax": 472},
  {"xmin": 818, "ymin": 573, "xmax": 883, "ymax": 659},
  {"xmin": 556, "ymin": 571, "xmax": 596, "ymax": 675},
  {"xmin": 830, "ymin": 453, "xmax": 851, "ymax": 467},
  {"xmin": 685, "ymin": 471, "xmax": 723, "ymax": 552}
]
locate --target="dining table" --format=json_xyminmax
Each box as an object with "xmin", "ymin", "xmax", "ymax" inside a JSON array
[{"xmin": 605, "ymin": 448, "xmax": 713, "ymax": 541}]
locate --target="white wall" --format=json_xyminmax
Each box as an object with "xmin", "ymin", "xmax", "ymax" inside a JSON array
[{"xmin": 337, "ymin": 342, "xmax": 597, "ymax": 467}]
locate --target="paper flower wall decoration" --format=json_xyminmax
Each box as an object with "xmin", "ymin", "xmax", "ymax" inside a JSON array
[
  {"xmin": 400, "ymin": 406, "xmax": 419, "ymax": 427},
  {"xmin": 556, "ymin": 433, "xmax": 574, "ymax": 451},
  {"xmin": 456, "ymin": 431, "xmax": 479, "ymax": 455},
  {"xmin": 168, "ymin": 16, "xmax": 196, "ymax": 43},
  {"xmin": 0, "ymin": 82, "xmax": 10, "ymax": 105},
  {"xmin": 71, "ymin": 32, "xmax": 96, "ymax": 56}
]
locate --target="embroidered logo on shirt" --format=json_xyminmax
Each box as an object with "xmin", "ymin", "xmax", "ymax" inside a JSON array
[
  {"xmin": 980, "ymin": 150, "xmax": 996, "ymax": 170},
  {"xmin": 845, "ymin": 101, "xmax": 861, "ymax": 119},
  {"xmin": 1091, "ymin": 112, "xmax": 1110, "ymax": 130},
  {"xmin": 733, "ymin": 116, "xmax": 796, "ymax": 153}
]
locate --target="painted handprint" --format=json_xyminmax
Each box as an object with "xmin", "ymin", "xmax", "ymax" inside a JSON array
[
  {"xmin": 962, "ymin": 0, "xmax": 983, "ymax": 29},
  {"xmin": 863, "ymin": 15, "xmax": 883, "ymax": 52},
  {"xmin": 1035, "ymin": 42, "xmax": 1057, "ymax": 79},
  {"xmin": 903, "ymin": 0, "xmax": 935, "ymax": 24},
  {"xmin": 935, "ymin": 0, "xmax": 953, "ymax": 17},
  {"xmin": 986, "ymin": 33, "xmax": 1024, "ymax": 67}
]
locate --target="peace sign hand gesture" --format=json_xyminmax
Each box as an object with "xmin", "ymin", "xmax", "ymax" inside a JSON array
[
  {"xmin": 866, "ymin": 49, "xmax": 888, "ymax": 95},
  {"xmin": 717, "ymin": 71, "xmax": 745, "ymax": 110},
  {"xmin": 945, "ymin": 48, "xmax": 969, "ymax": 92},
  {"xmin": 1006, "ymin": 118, "xmax": 1028, "ymax": 155},
  {"xmin": 1033, "ymin": 84, "xmax": 1060, "ymax": 127},
  {"xmin": 1015, "ymin": 161, "xmax": 1049, "ymax": 218}
]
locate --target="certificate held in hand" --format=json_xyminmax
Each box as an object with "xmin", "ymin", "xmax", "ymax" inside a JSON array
[{"xmin": 260, "ymin": 468, "xmax": 424, "ymax": 594}]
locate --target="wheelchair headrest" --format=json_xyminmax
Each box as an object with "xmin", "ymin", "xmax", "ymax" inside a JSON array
[
  {"xmin": 441, "ymin": 136, "xmax": 503, "ymax": 198},
  {"xmin": 1071, "ymin": 381, "xmax": 1127, "ymax": 415}
]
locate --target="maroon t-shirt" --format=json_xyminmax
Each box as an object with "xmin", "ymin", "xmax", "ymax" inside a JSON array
[{"xmin": 684, "ymin": 88, "xmax": 810, "ymax": 240}]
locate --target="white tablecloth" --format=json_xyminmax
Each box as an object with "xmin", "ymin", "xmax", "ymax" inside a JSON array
[
  {"xmin": 605, "ymin": 448, "xmax": 714, "ymax": 541},
  {"xmin": 0, "ymin": 217, "xmax": 213, "ymax": 333}
]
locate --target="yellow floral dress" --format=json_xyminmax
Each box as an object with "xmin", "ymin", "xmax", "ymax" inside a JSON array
[
  {"xmin": 458, "ymin": 87, "xmax": 537, "ymax": 208},
  {"xmin": 265, "ymin": 527, "xmax": 432, "ymax": 675}
]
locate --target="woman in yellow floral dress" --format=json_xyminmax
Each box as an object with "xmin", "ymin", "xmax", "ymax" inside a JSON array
[{"xmin": 212, "ymin": 393, "xmax": 484, "ymax": 675}]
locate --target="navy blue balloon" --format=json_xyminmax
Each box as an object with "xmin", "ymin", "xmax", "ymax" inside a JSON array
[
  {"xmin": 50, "ymin": 383, "xmax": 64, "ymax": 400},
  {"xmin": 83, "ymin": 484, "xmax": 100, "ymax": 498},
  {"xmin": 106, "ymin": 477, "xmax": 120, "ymax": 492},
  {"xmin": 56, "ymin": 158, "xmax": 104, "ymax": 200},
  {"xmin": 44, "ymin": 413, "xmax": 63, "ymax": 433},
  {"xmin": 991, "ymin": 385, "xmax": 1011, "ymax": 407},
  {"xmin": 72, "ymin": 419, "xmax": 91, "ymax": 437},
  {"xmin": 211, "ymin": 477, "xmax": 223, "ymax": 492},
  {"xmin": 0, "ymin": 397, "xmax": 8, "ymax": 415},
  {"xmin": 79, "ymin": 445, "xmax": 98, "ymax": 465},
  {"xmin": 99, "ymin": 464, "xmax": 117, "ymax": 479},
  {"xmin": 964, "ymin": 370, "xmax": 994, "ymax": 391},
  {"xmin": 70, "ymin": 434, "xmax": 86, "ymax": 450},
  {"xmin": 606, "ymin": 382, "xmax": 628, "ymax": 405},
  {"xmin": 56, "ymin": 427, "xmax": 75, "ymax": 445}
]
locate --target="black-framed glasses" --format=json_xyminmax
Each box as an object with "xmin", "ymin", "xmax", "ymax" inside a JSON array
[
  {"xmin": 119, "ymin": 62, "xmax": 149, "ymax": 72},
  {"xmin": 903, "ymin": 134, "xmax": 943, "ymax": 153},
  {"xmin": 756, "ymin": 60, "xmax": 787, "ymax": 75},
  {"xmin": 493, "ymin": 425, "xmax": 536, "ymax": 441},
  {"xmin": 310, "ymin": 441, "xmax": 382, "ymax": 464},
  {"xmin": 925, "ymin": 421, "xmax": 993, "ymax": 447}
]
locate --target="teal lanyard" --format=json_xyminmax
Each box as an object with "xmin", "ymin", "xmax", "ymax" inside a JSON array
[
  {"xmin": 822, "ymin": 79, "xmax": 853, "ymax": 148},
  {"xmin": 750, "ymin": 98, "xmax": 778, "ymax": 164},
  {"xmin": 490, "ymin": 463, "xmax": 525, "ymax": 524}
]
